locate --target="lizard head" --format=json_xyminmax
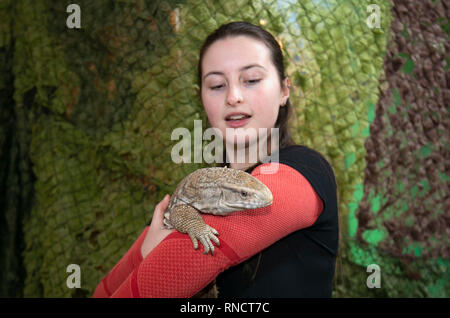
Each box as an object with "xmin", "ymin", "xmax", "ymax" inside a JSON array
[{"xmin": 214, "ymin": 169, "xmax": 273, "ymax": 215}]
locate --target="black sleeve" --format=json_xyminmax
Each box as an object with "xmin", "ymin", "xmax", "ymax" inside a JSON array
[{"xmin": 274, "ymin": 144, "xmax": 338, "ymax": 216}]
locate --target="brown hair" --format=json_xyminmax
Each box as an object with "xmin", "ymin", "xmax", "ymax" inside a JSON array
[{"xmin": 197, "ymin": 21, "xmax": 296, "ymax": 169}]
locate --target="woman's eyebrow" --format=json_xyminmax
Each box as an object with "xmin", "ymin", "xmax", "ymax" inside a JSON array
[{"xmin": 203, "ymin": 64, "xmax": 267, "ymax": 80}]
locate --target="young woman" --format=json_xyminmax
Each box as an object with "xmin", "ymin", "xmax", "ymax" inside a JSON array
[{"xmin": 93, "ymin": 21, "xmax": 338, "ymax": 298}]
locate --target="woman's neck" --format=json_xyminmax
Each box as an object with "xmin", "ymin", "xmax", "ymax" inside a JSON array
[
  {"xmin": 229, "ymin": 161, "xmax": 254, "ymax": 171},
  {"xmin": 226, "ymin": 135, "xmax": 278, "ymax": 171}
]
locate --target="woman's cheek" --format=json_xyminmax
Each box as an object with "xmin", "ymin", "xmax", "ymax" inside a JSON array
[
  {"xmin": 250, "ymin": 91, "xmax": 276, "ymax": 122},
  {"xmin": 202, "ymin": 96, "xmax": 224, "ymax": 128},
  {"xmin": 259, "ymin": 83, "xmax": 282, "ymax": 124}
]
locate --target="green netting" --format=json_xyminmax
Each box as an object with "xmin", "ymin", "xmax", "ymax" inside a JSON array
[{"xmin": 0, "ymin": 0, "xmax": 448, "ymax": 297}]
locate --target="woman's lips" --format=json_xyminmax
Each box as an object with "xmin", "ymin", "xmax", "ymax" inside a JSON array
[
  {"xmin": 225, "ymin": 112, "xmax": 251, "ymax": 128},
  {"xmin": 225, "ymin": 116, "xmax": 251, "ymax": 128}
]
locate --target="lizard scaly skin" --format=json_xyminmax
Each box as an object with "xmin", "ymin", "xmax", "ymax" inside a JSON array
[{"xmin": 163, "ymin": 166, "xmax": 273, "ymax": 254}]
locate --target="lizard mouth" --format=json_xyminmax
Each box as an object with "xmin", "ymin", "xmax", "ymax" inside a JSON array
[{"xmin": 226, "ymin": 197, "xmax": 272, "ymax": 210}]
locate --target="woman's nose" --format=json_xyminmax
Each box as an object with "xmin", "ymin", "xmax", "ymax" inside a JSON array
[{"xmin": 226, "ymin": 83, "xmax": 243, "ymax": 106}]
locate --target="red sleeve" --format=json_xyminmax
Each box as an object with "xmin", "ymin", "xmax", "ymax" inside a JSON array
[
  {"xmin": 93, "ymin": 226, "xmax": 149, "ymax": 297},
  {"xmin": 109, "ymin": 163, "xmax": 324, "ymax": 298}
]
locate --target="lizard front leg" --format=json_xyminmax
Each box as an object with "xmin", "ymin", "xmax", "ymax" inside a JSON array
[{"xmin": 166, "ymin": 204, "xmax": 220, "ymax": 255}]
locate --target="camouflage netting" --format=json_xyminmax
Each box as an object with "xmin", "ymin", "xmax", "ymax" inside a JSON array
[
  {"xmin": 341, "ymin": 0, "xmax": 449, "ymax": 297},
  {"xmin": 0, "ymin": 0, "xmax": 447, "ymax": 297}
]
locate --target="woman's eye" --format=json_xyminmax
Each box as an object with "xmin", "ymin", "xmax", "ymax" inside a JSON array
[
  {"xmin": 210, "ymin": 84, "xmax": 224, "ymax": 90},
  {"xmin": 246, "ymin": 79, "xmax": 261, "ymax": 85},
  {"xmin": 209, "ymin": 79, "xmax": 260, "ymax": 90}
]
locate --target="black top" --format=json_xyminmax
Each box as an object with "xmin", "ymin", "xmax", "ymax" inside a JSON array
[{"xmin": 216, "ymin": 145, "xmax": 339, "ymax": 298}]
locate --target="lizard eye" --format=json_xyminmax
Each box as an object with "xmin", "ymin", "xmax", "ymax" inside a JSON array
[{"xmin": 240, "ymin": 191, "xmax": 248, "ymax": 197}]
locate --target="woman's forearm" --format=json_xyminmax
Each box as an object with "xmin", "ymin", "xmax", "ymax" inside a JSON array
[{"xmin": 93, "ymin": 226, "xmax": 149, "ymax": 297}]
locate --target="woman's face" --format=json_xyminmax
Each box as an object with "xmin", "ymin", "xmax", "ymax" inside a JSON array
[{"xmin": 201, "ymin": 36, "xmax": 289, "ymax": 147}]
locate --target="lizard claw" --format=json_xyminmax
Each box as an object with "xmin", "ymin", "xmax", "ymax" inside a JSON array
[{"xmin": 188, "ymin": 225, "xmax": 220, "ymax": 255}]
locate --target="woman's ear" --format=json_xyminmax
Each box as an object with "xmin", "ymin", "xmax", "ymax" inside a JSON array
[{"xmin": 281, "ymin": 77, "xmax": 290, "ymax": 106}]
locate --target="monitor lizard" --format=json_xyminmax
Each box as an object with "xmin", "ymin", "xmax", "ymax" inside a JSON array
[
  {"xmin": 163, "ymin": 166, "xmax": 273, "ymax": 255},
  {"xmin": 160, "ymin": 166, "xmax": 273, "ymax": 298}
]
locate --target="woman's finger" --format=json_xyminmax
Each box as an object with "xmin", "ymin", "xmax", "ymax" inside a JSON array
[
  {"xmin": 154, "ymin": 194, "xmax": 170, "ymax": 214},
  {"xmin": 151, "ymin": 194, "xmax": 171, "ymax": 226},
  {"xmin": 141, "ymin": 194, "xmax": 173, "ymax": 258}
]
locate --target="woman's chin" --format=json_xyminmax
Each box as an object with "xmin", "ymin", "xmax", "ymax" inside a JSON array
[{"xmin": 224, "ymin": 135, "xmax": 260, "ymax": 150}]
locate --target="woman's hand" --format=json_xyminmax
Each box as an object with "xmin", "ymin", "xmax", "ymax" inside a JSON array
[{"xmin": 140, "ymin": 194, "xmax": 175, "ymax": 259}]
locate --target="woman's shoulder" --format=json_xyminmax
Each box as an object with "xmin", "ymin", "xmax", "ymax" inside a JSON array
[
  {"xmin": 278, "ymin": 143, "xmax": 324, "ymax": 157},
  {"xmin": 278, "ymin": 144, "xmax": 333, "ymax": 169},
  {"xmin": 275, "ymin": 144, "xmax": 337, "ymax": 189}
]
